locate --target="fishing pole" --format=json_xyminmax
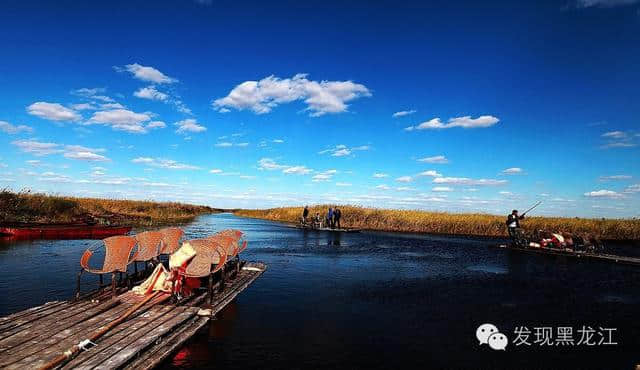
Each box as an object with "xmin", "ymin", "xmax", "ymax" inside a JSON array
[{"xmin": 522, "ymin": 201, "xmax": 542, "ymax": 216}]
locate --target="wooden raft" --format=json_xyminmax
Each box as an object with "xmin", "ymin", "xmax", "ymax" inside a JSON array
[
  {"xmin": 0, "ymin": 261, "xmax": 267, "ymax": 370},
  {"xmin": 494, "ymin": 244, "xmax": 640, "ymax": 266}
]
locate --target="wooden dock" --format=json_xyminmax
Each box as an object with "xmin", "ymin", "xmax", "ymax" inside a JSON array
[
  {"xmin": 0, "ymin": 261, "xmax": 266, "ymax": 369},
  {"xmin": 494, "ymin": 244, "xmax": 640, "ymax": 266}
]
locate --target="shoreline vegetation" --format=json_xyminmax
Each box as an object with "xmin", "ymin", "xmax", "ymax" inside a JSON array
[
  {"xmin": 234, "ymin": 205, "xmax": 640, "ymax": 241},
  {"xmin": 0, "ymin": 190, "xmax": 221, "ymax": 227}
]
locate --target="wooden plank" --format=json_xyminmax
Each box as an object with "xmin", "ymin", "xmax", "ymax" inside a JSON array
[
  {"xmin": 0, "ymin": 301, "xmax": 71, "ymax": 334},
  {"xmin": 0, "ymin": 301, "xmax": 63, "ymax": 326},
  {"xmin": 71, "ymin": 307, "xmax": 195, "ymax": 370},
  {"xmin": 0, "ymin": 302, "xmax": 97, "ymax": 342},
  {"xmin": 57, "ymin": 305, "xmax": 178, "ymax": 370},
  {"xmin": 0, "ymin": 299, "xmax": 120, "ymax": 360},
  {"xmin": 122, "ymin": 316, "xmax": 209, "ymax": 370},
  {"xmin": 5, "ymin": 303, "xmax": 133, "ymax": 369}
]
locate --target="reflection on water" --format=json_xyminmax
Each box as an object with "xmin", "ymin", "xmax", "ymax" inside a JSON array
[{"xmin": 1, "ymin": 213, "xmax": 640, "ymax": 369}]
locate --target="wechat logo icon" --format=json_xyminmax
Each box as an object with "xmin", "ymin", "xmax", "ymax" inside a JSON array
[{"xmin": 476, "ymin": 323, "xmax": 508, "ymax": 351}]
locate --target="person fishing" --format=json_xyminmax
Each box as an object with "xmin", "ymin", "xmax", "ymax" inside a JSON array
[
  {"xmin": 334, "ymin": 207, "xmax": 341, "ymax": 229},
  {"xmin": 506, "ymin": 201, "xmax": 541, "ymax": 246},
  {"xmin": 327, "ymin": 207, "xmax": 334, "ymax": 229},
  {"xmin": 302, "ymin": 205, "xmax": 309, "ymax": 225}
]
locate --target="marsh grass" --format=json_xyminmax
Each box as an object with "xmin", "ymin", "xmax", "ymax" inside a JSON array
[
  {"xmin": 235, "ymin": 205, "xmax": 640, "ymax": 240},
  {"xmin": 0, "ymin": 190, "xmax": 218, "ymax": 226}
]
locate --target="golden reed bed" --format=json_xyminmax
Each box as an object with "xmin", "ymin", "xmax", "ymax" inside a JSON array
[
  {"xmin": 0, "ymin": 190, "xmax": 218, "ymax": 226},
  {"xmin": 235, "ymin": 205, "xmax": 640, "ymax": 241}
]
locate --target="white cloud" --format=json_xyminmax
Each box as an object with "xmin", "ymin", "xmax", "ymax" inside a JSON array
[
  {"xmin": 131, "ymin": 157, "xmax": 199, "ymax": 170},
  {"xmin": 175, "ymin": 118, "xmax": 206, "ymax": 134},
  {"xmin": 392, "ymin": 110, "xmax": 416, "ymax": 118},
  {"xmin": 583, "ymin": 189, "xmax": 624, "ymax": 199},
  {"xmin": 418, "ymin": 155, "xmax": 448, "ymax": 164},
  {"xmin": 209, "ymin": 169, "xmax": 223, "ymax": 174},
  {"xmin": 375, "ymin": 184, "xmax": 390, "ymax": 190},
  {"xmin": 599, "ymin": 175, "xmax": 632, "ymax": 181},
  {"xmin": 87, "ymin": 109, "xmax": 152, "ymax": 133},
  {"xmin": 600, "ymin": 130, "xmax": 637, "ymax": 149},
  {"xmin": 433, "ymin": 177, "xmax": 507, "ymax": 186},
  {"xmin": 576, "ymin": 0, "xmax": 639, "ymax": 7},
  {"xmin": 283, "ymin": 166, "xmax": 312, "ymax": 175},
  {"xmin": 373, "ymin": 173, "xmax": 388, "ymax": 178},
  {"xmin": 417, "ymin": 170, "xmax": 442, "ymax": 177},
  {"xmin": 215, "ymin": 142, "xmax": 233, "ymax": 147},
  {"xmin": 312, "ymin": 169, "xmax": 338, "ymax": 182},
  {"xmin": 39, "ymin": 171, "xmax": 73, "ymax": 183},
  {"xmin": 432, "ymin": 186, "xmax": 453, "ymax": 192},
  {"xmin": 117, "ymin": 63, "xmax": 177, "ymax": 84},
  {"xmin": 319, "ymin": 144, "xmax": 371, "ymax": 157},
  {"xmin": 71, "ymin": 87, "xmax": 115, "ymax": 103},
  {"xmin": 273, "ymin": 139, "xmax": 284, "ymax": 143},
  {"xmin": 146, "ymin": 121, "xmax": 166, "ymax": 129},
  {"xmin": 12, "ymin": 139, "xmax": 62, "ymax": 156},
  {"xmin": 63, "ymin": 145, "xmax": 110, "ymax": 162},
  {"xmin": 134, "ymin": 86, "xmax": 169, "ymax": 101},
  {"xmin": 101, "ymin": 103, "xmax": 125, "ymax": 110},
  {"xmin": 502, "ymin": 167, "xmax": 523, "ymax": 175},
  {"xmin": 624, "ymin": 184, "xmax": 640, "ymax": 193},
  {"xmin": 71, "ymin": 103, "xmax": 98, "ymax": 111},
  {"xmin": 213, "ymin": 73, "xmax": 371, "ymax": 117},
  {"xmin": 0, "ymin": 120, "xmax": 33, "ymax": 134},
  {"xmin": 405, "ymin": 115, "xmax": 499, "ymax": 131},
  {"xmin": 336, "ymin": 182, "xmax": 352, "ymax": 187},
  {"xmin": 258, "ymin": 158, "xmax": 313, "ymax": 175},
  {"xmin": 602, "ymin": 131, "xmax": 627, "ymax": 139},
  {"xmin": 499, "ymin": 191, "xmax": 513, "ymax": 195},
  {"xmin": 27, "ymin": 102, "xmax": 81, "ymax": 122},
  {"xmin": 396, "ymin": 176, "xmax": 413, "ymax": 183},
  {"xmin": 236, "ymin": 142, "xmax": 249, "ymax": 147}
]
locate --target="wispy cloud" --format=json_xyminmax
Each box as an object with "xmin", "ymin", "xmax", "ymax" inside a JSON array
[
  {"xmin": 131, "ymin": 157, "xmax": 200, "ymax": 170},
  {"xmin": 71, "ymin": 87, "xmax": 115, "ymax": 103},
  {"xmin": 87, "ymin": 109, "xmax": 152, "ymax": 133},
  {"xmin": 318, "ymin": 144, "xmax": 371, "ymax": 157},
  {"xmin": 373, "ymin": 173, "xmax": 388, "ymax": 178},
  {"xmin": 12, "ymin": 140, "xmax": 110, "ymax": 161},
  {"xmin": 0, "ymin": 120, "xmax": 33, "ymax": 134},
  {"xmin": 175, "ymin": 118, "xmax": 206, "ymax": 134},
  {"xmin": 433, "ymin": 177, "xmax": 507, "ymax": 186},
  {"xmin": 134, "ymin": 86, "xmax": 169, "ymax": 101},
  {"xmin": 583, "ymin": 189, "xmax": 624, "ymax": 199},
  {"xmin": 116, "ymin": 63, "xmax": 177, "ymax": 84},
  {"xmin": 405, "ymin": 115, "xmax": 499, "ymax": 131},
  {"xmin": 213, "ymin": 73, "xmax": 371, "ymax": 117},
  {"xmin": 575, "ymin": 0, "xmax": 639, "ymax": 8},
  {"xmin": 502, "ymin": 167, "xmax": 523, "ymax": 175},
  {"xmin": 392, "ymin": 109, "xmax": 416, "ymax": 118},
  {"xmin": 600, "ymin": 130, "xmax": 637, "ymax": 149},
  {"xmin": 27, "ymin": 102, "xmax": 81, "ymax": 122},
  {"xmin": 258, "ymin": 158, "xmax": 313, "ymax": 175},
  {"xmin": 312, "ymin": 169, "xmax": 338, "ymax": 182},
  {"xmin": 418, "ymin": 155, "xmax": 448, "ymax": 164},
  {"xmin": 599, "ymin": 175, "xmax": 632, "ymax": 181}
]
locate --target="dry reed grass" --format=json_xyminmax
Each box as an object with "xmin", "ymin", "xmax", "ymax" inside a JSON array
[{"xmin": 235, "ymin": 205, "xmax": 640, "ymax": 240}]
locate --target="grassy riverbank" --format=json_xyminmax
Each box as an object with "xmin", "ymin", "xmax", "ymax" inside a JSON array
[
  {"xmin": 235, "ymin": 205, "xmax": 640, "ymax": 241},
  {"xmin": 0, "ymin": 190, "xmax": 220, "ymax": 226}
]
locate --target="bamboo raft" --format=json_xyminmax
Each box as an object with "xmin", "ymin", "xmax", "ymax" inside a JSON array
[
  {"xmin": 0, "ymin": 261, "xmax": 266, "ymax": 369},
  {"xmin": 494, "ymin": 244, "xmax": 640, "ymax": 266}
]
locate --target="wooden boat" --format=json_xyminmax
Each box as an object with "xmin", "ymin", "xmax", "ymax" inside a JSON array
[
  {"xmin": 295, "ymin": 224, "xmax": 361, "ymax": 233},
  {"xmin": 0, "ymin": 222, "xmax": 132, "ymax": 239},
  {"xmin": 493, "ymin": 243, "xmax": 640, "ymax": 266}
]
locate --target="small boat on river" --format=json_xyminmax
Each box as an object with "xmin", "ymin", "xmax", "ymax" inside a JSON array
[
  {"xmin": 493, "ymin": 243, "xmax": 640, "ymax": 266},
  {"xmin": 0, "ymin": 222, "xmax": 132, "ymax": 239},
  {"xmin": 295, "ymin": 224, "xmax": 361, "ymax": 233}
]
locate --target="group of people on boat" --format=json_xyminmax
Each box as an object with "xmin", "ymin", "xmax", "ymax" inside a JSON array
[
  {"xmin": 301, "ymin": 206, "xmax": 342, "ymax": 229},
  {"xmin": 506, "ymin": 209, "xmax": 603, "ymax": 253}
]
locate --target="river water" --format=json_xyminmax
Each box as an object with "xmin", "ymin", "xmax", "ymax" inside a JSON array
[{"xmin": 1, "ymin": 213, "xmax": 638, "ymax": 369}]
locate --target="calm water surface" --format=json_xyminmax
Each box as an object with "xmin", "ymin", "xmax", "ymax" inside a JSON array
[{"xmin": 1, "ymin": 213, "xmax": 639, "ymax": 369}]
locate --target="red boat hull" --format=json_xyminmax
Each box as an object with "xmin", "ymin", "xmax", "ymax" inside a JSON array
[{"xmin": 0, "ymin": 225, "xmax": 132, "ymax": 239}]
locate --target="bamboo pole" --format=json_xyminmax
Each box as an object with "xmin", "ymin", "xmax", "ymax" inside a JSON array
[{"xmin": 40, "ymin": 291, "xmax": 168, "ymax": 370}]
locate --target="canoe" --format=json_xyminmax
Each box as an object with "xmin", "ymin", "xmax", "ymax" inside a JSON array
[
  {"xmin": 493, "ymin": 243, "xmax": 640, "ymax": 266},
  {"xmin": 0, "ymin": 223, "xmax": 132, "ymax": 239}
]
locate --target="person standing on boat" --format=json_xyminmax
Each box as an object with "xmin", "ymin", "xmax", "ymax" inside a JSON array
[
  {"xmin": 302, "ymin": 205, "xmax": 309, "ymax": 225},
  {"xmin": 506, "ymin": 209, "xmax": 525, "ymax": 243},
  {"xmin": 334, "ymin": 207, "xmax": 341, "ymax": 229},
  {"xmin": 327, "ymin": 207, "xmax": 334, "ymax": 229}
]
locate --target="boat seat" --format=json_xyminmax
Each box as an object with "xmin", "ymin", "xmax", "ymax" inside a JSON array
[
  {"xmin": 159, "ymin": 227, "xmax": 184, "ymax": 255},
  {"xmin": 131, "ymin": 230, "xmax": 163, "ymax": 271},
  {"xmin": 175, "ymin": 238, "xmax": 227, "ymax": 304},
  {"xmin": 76, "ymin": 235, "xmax": 137, "ymax": 299}
]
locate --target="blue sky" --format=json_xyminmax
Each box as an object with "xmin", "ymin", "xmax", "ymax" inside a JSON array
[{"xmin": 0, "ymin": 0, "xmax": 639, "ymax": 218}]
